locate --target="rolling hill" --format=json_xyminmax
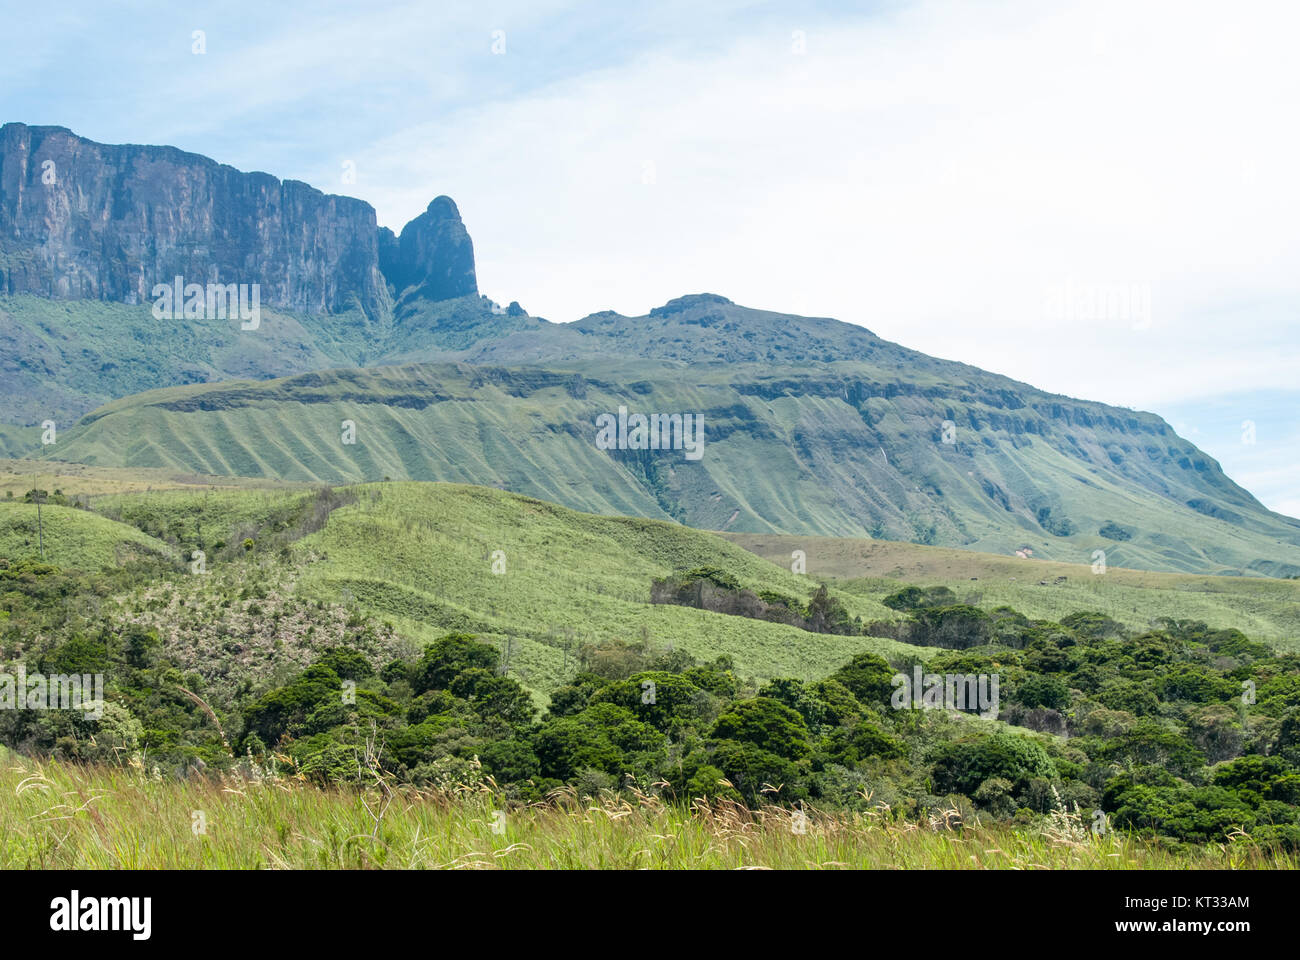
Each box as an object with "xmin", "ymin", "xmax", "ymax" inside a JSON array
[
  {"xmin": 39, "ymin": 478, "xmax": 1300, "ymax": 703},
  {"xmin": 722, "ymin": 531, "xmax": 1300, "ymax": 648},
  {"xmin": 0, "ymin": 498, "xmax": 175, "ymax": 569},
  {"xmin": 24, "ymin": 325, "xmax": 1300, "ymax": 577},
  {"xmin": 82, "ymin": 480, "xmax": 925, "ymax": 700}
]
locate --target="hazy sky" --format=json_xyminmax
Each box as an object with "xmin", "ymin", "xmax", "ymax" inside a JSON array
[{"xmin": 4, "ymin": 0, "xmax": 1297, "ymax": 515}]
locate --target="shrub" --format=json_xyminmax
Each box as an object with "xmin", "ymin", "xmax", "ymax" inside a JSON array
[
  {"xmin": 928, "ymin": 733, "xmax": 1058, "ymax": 797},
  {"xmin": 412, "ymin": 633, "xmax": 498, "ymax": 694},
  {"xmin": 711, "ymin": 697, "xmax": 811, "ymax": 760},
  {"xmin": 831, "ymin": 653, "xmax": 896, "ymax": 706}
]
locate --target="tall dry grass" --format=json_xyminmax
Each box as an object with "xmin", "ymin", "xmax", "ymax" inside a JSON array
[{"xmin": 1, "ymin": 754, "xmax": 1291, "ymax": 870}]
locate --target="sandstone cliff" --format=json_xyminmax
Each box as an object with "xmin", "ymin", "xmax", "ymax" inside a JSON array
[{"xmin": 0, "ymin": 123, "xmax": 475, "ymax": 318}]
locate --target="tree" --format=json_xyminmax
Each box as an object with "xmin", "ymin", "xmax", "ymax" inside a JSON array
[
  {"xmin": 711, "ymin": 697, "xmax": 811, "ymax": 760},
  {"xmin": 412, "ymin": 633, "xmax": 498, "ymax": 694},
  {"xmin": 1101, "ymin": 718, "xmax": 1205, "ymax": 778},
  {"xmin": 546, "ymin": 672, "xmax": 610, "ymax": 718},
  {"xmin": 822, "ymin": 720, "xmax": 906, "ymax": 765},
  {"xmin": 1015, "ymin": 675, "xmax": 1070, "ymax": 711},
  {"xmin": 758, "ymin": 677, "xmax": 864, "ymax": 729},
  {"xmin": 241, "ymin": 664, "xmax": 343, "ymax": 748},
  {"xmin": 449, "ymin": 669, "xmax": 536, "ymax": 726},
  {"xmin": 683, "ymin": 763, "xmax": 742, "ymax": 803},
  {"xmin": 928, "ymin": 733, "xmax": 1057, "ymax": 797},
  {"xmin": 831, "ymin": 653, "xmax": 896, "ymax": 706},
  {"xmin": 478, "ymin": 739, "xmax": 541, "ymax": 782},
  {"xmin": 589, "ymin": 671, "xmax": 712, "ymax": 733},
  {"xmin": 912, "ymin": 605, "xmax": 991, "ymax": 649},
  {"xmin": 532, "ymin": 703, "xmax": 665, "ymax": 781},
  {"xmin": 806, "ymin": 584, "xmax": 854, "ymax": 634},
  {"xmin": 316, "ymin": 647, "xmax": 375, "ymax": 682},
  {"xmin": 707, "ymin": 740, "xmax": 804, "ymax": 806}
]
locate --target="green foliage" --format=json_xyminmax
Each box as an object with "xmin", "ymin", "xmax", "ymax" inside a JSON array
[
  {"xmin": 711, "ymin": 697, "xmax": 811, "ymax": 760},
  {"xmin": 910, "ymin": 605, "xmax": 992, "ymax": 648},
  {"xmin": 1, "ymin": 480, "xmax": 1298, "ymax": 854},
  {"xmin": 413, "ymin": 633, "xmax": 499, "ymax": 694},
  {"xmin": 805, "ymin": 583, "xmax": 855, "ymax": 634},
  {"xmin": 705, "ymin": 740, "xmax": 804, "ymax": 806},
  {"xmin": 534, "ymin": 702, "xmax": 665, "ymax": 781},
  {"xmin": 831, "ymin": 653, "xmax": 897, "ymax": 706},
  {"xmin": 241, "ymin": 664, "xmax": 345, "ymax": 748},
  {"xmin": 928, "ymin": 733, "xmax": 1058, "ymax": 797},
  {"xmin": 821, "ymin": 720, "xmax": 906, "ymax": 765},
  {"xmin": 1100, "ymin": 719, "xmax": 1206, "ymax": 778},
  {"xmin": 680, "ymin": 566, "xmax": 741, "ymax": 592},
  {"xmin": 1099, "ymin": 520, "xmax": 1133, "ymax": 541},
  {"xmin": 883, "ymin": 585, "xmax": 956, "ymax": 611},
  {"xmin": 757, "ymin": 590, "xmax": 800, "ymax": 609},
  {"xmin": 589, "ymin": 671, "xmax": 713, "ymax": 734},
  {"xmin": 1015, "ymin": 674, "xmax": 1070, "ymax": 710}
]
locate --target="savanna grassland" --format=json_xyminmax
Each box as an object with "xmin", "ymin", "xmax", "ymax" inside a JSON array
[
  {"xmin": 2, "ymin": 474, "xmax": 1299, "ymax": 868},
  {"xmin": 2, "ymin": 753, "xmax": 1289, "ymax": 870},
  {"xmin": 19, "ymin": 290, "xmax": 1300, "ymax": 581},
  {"xmin": 724, "ymin": 532, "xmax": 1300, "ymax": 651}
]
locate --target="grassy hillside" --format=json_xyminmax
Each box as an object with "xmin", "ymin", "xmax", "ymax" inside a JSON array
[
  {"xmin": 284, "ymin": 482, "xmax": 927, "ymax": 697},
  {"xmin": 81, "ymin": 480, "xmax": 1300, "ymax": 701},
  {"xmin": 62, "ymin": 480, "xmax": 923, "ymax": 701},
  {"xmin": 0, "ymin": 457, "xmax": 308, "ymax": 498},
  {"xmin": 0, "ymin": 499, "xmax": 175, "ymax": 569},
  {"xmin": 14, "ymin": 287, "xmax": 1300, "ymax": 577},
  {"xmin": 0, "ymin": 295, "xmax": 361, "ymax": 427},
  {"xmin": 37, "ymin": 352, "xmax": 1300, "ymax": 577},
  {"xmin": 724, "ymin": 533, "xmax": 1300, "ymax": 650},
  {"xmin": 0, "ymin": 293, "xmax": 539, "ymax": 429},
  {"xmin": 6, "ymin": 478, "xmax": 1300, "ymax": 863}
]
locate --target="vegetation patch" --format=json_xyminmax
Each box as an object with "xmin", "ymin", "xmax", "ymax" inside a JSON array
[{"xmin": 651, "ymin": 566, "xmax": 859, "ymax": 635}]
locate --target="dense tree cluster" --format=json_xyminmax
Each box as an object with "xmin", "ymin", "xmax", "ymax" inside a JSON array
[
  {"xmin": 652, "ymin": 567, "xmax": 859, "ymax": 636},
  {"xmin": 3, "ymin": 556, "xmax": 1300, "ymax": 850}
]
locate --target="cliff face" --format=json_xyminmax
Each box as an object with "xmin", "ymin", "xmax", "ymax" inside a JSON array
[
  {"xmin": 380, "ymin": 196, "xmax": 477, "ymax": 301},
  {"xmin": 0, "ymin": 124, "xmax": 474, "ymax": 318}
]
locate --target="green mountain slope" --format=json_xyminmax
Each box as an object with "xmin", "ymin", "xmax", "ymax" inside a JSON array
[
  {"xmin": 32, "ymin": 332, "xmax": 1300, "ymax": 576},
  {"xmin": 0, "ymin": 499, "xmax": 176, "ymax": 569},
  {"xmin": 10, "ymin": 282, "xmax": 1299, "ymax": 577},
  {"xmin": 0, "ymin": 292, "xmax": 537, "ymax": 426},
  {"xmin": 80, "ymin": 481, "xmax": 1300, "ymax": 705},
  {"xmin": 90, "ymin": 481, "xmax": 927, "ymax": 699},
  {"xmin": 5, "ymin": 126, "xmax": 1294, "ymax": 582}
]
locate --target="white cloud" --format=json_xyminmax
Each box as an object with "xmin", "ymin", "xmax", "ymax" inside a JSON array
[
  {"xmin": 337, "ymin": 0, "xmax": 1298, "ymax": 416},
  {"xmin": 11, "ymin": 0, "xmax": 1297, "ymax": 508}
]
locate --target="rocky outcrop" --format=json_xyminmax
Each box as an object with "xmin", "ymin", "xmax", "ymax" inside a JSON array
[
  {"xmin": 380, "ymin": 196, "xmax": 477, "ymax": 301},
  {"xmin": 0, "ymin": 123, "xmax": 476, "ymax": 318}
]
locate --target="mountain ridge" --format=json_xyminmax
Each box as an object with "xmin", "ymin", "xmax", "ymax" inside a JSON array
[
  {"xmin": 22, "ymin": 331, "xmax": 1300, "ymax": 577},
  {"xmin": 2, "ymin": 126, "xmax": 1296, "ymax": 577},
  {"xmin": 0, "ymin": 122, "xmax": 476, "ymax": 318}
]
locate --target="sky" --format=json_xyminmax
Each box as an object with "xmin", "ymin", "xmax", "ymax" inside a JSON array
[{"xmin": 3, "ymin": 0, "xmax": 1297, "ymax": 515}]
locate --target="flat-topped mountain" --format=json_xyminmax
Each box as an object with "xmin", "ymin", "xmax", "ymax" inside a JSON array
[
  {"xmin": 0, "ymin": 123, "xmax": 493, "ymax": 423},
  {"xmin": 2, "ymin": 126, "xmax": 1297, "ymax": 577},
  {"xmin": 0, "ymin": 123, "xmax": 476, "ymax": 318},
  {"xmin": 20, "ymin": 292, "xmax": 1300, "ymax": 577}
]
